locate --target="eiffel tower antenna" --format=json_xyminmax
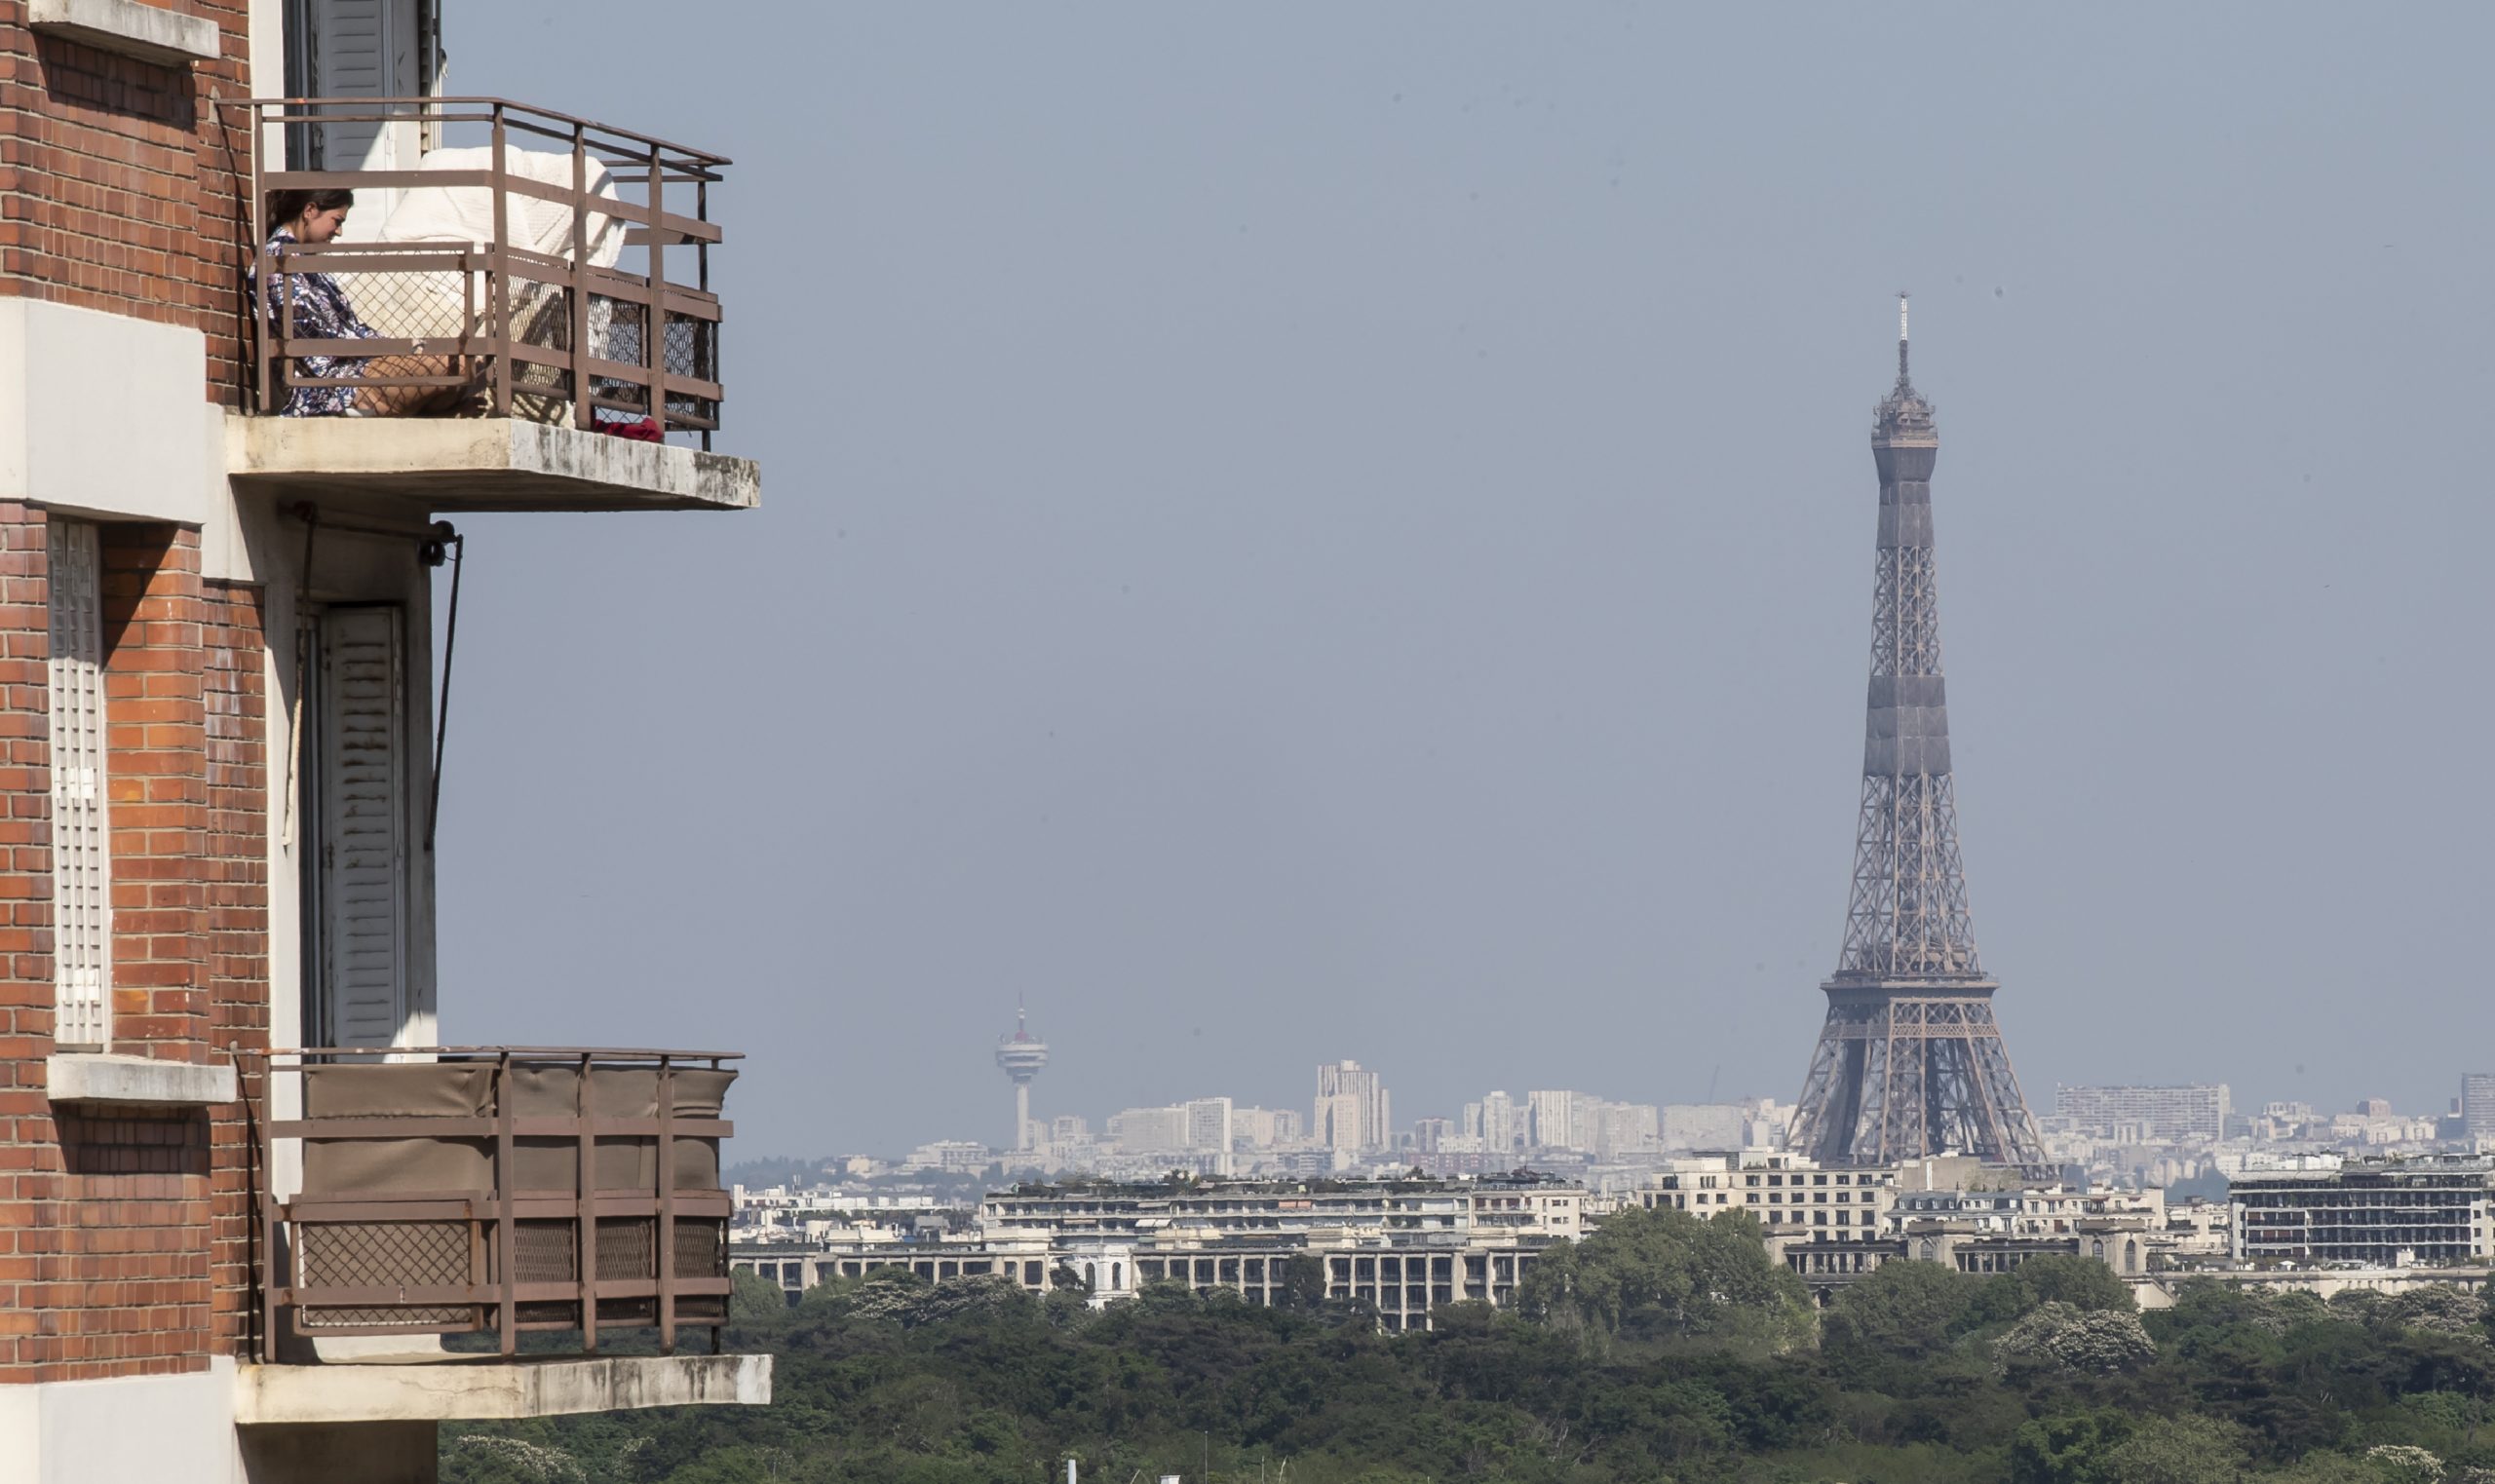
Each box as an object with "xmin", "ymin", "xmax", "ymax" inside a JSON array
[
  {"xmin": 1898, "ymin": 290, "xmax": 1910, "ymax": 383},
  {"xmin": 1785, "ymin": 300, "xmax": 2047, "ymax": 1168}
]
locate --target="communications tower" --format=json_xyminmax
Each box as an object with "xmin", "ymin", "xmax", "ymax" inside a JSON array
[
  {"xmin": 1786, "ymin": 297, "xmax": 2048, "ymax": 1168},
  {"xmin": 994, "ymin": 1001, "xmax": 1050, "ymax": 1151}
]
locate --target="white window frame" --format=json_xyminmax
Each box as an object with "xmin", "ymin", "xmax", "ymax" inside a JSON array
[{"xmin": 47, "ymin": 519, "xmax": 110, "ymax": 1049}]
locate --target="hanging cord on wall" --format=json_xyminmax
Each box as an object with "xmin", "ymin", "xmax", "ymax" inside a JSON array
[
  {"xmin": 424, "ymin": 524, "xmax": 463, "ymax": 853},
  {"xmin": 282, "ymin": 503, "xmax": 466, "ymax": 852},
  {"xmin": 281, "ymin": 507, "xmax": 321, "ymax": 851}
]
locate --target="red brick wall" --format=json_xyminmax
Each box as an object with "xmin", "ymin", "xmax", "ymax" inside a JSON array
[
  {"xmin": 0, "ymin": 511, "xmax": 269, "ymax": 1381},
  {"xmin": 0, "ymin": 3, "xmax": 255, "ymax": 401},
  {"xmin": 100, "ymin": 523, "xmax": 207, "ymax": 1066},
  {"xmin": 0, "ymin": 502, "xmax": 54, "ymax": 1373},
  {"xmin": 202, "ymin": 579, "xmax": 265, "ymax": 1351}
]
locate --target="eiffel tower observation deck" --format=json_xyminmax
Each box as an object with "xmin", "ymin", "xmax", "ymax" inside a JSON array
[{"xmin": 1786, "ymin": 297, "xmax": 2048, "ymax": 1168}]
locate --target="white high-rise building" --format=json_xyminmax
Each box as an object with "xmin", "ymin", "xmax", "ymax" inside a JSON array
[
  {"xmin": 1233, "ymin": 1107, "xmax": 1303, "ymax": 1148},
  {"xmin": 1589, "ymin": 1100, "xmax": 1660, "ymax": 1160},
  {"xmin": 1527, "ymin": 1090, "xmax": 1581, "ymax": 1152},
  {"xmin": 2053, "ymin": 1084, "xmax": 2231, "ymax": 1141},
  {"xmin": 1107, "ymin": 1105, "xmax": 1191, "ymax": 1153},
  {"xmin": 1183, "ymin": 1097, "xmax": 1236, "ymax": 1172},
  {"xmin": 2462, "ymin": 1075, "xmax": 2495, "ymax": 1142},
  {"xmin": 1465, "ymin": 1090, "xmax": 1525, "ymax": 1154},
  {"xmin": 1316, "ymin": 1060, "xmax": 1392, "ymax": 1153}
]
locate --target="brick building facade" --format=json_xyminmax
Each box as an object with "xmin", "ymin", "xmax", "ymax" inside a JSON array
[
  {"xmin": 1, "ymin": 2, "xmax": 253, "ymax": 387},
  {"xmin": 1, "ymin": 3, "xmax": 761, "ymax": 1480}
]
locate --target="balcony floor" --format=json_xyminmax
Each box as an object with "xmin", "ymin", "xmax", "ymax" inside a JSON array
[
  {"xmin": 227, "ymin": 414, "xmax": 760, "ymax": 513},
  {"xmin": 235, "ymin": 1351, "xmax": 772, "ymax": 1425}
]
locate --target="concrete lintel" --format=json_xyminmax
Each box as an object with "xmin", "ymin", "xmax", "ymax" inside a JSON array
[
  {"xmin": 47, "ymin": 1052, "xmax": 237, "ymax": 1106},
  {"xmin": 228, "ymin": 414, "xmax": 761, "ymax": 513},
  {"xmin": 236, "ymin": 1352, "xmax": 773, "ymax": 1425},
  {"xmin": 27, "ymin": 0, "xmax": 222, "ymax": 65}
]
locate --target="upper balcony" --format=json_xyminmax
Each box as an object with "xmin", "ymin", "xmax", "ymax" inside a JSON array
[
  {"xmin": 240, "ymin": 1046, "xmax": 771, "ymax": 1426},
  {"xmin": 229, "ymin": 97, "xmax": 757, "ymax": 514}
]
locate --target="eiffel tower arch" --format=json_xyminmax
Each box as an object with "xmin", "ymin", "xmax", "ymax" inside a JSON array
[{"xmin": 1786, "ymin": 297, "xmax": 2047, "ymax": 1169}]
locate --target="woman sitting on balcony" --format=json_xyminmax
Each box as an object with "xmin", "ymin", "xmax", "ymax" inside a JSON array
[
  {"xmin": 258, "ymin": 189, "xmax": 463, "ymax": 417},
  {"xmin": 258, "ymin": 189, "xmax": 372, "ymax": 416}
]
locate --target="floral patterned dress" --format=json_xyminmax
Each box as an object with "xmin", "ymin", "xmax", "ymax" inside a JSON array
[{"xmin": 255, "ymin": 231, "xmax": 375, "ymax": 416}]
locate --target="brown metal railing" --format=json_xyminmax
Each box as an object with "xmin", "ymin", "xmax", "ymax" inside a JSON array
[
  {"xmin": 239, "ymin": 97, "xmax": 727, "ymax": 445},
  {"xmin": 253, "ymin": 1046, "xmax": 740, "ymax": 1362}
]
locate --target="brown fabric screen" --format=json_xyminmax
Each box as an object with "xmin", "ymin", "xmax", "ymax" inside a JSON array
[
  {"xmin": 301, "ymin": 1062, "xmax": 495, "ymax": 1196},
  {"xmin": 507, "ymin": 1065, "xmax": 735, "ymax": 1194},
  {"xmin": 297, "ymin": 1061, "xmax": 733, "ymax": 1199}
]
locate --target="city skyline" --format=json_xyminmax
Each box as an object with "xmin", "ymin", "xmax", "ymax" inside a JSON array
[
  {"xmin": 427, "ymin": 6, "xmax": 2495, "ymax": 1155},
  {"xmin": 809, "ymin": 1012, "xmax": 2476, "ymax": 1171}
]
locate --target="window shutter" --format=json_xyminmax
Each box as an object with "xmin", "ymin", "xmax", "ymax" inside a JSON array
[
  {"xmin": 305, "ymin": 0, "xmax": 421, "ymax": 217},
  {"xmin": 310, "ymin": 0, "xmax": 394, "ymax": 164},
  {"xmin": 47, "ymin": 520, "xmax": 109, "ymax": 1049},
  {"xmin": 320, "ymin": 607, "xmax": 407, "ymax": 1049}
]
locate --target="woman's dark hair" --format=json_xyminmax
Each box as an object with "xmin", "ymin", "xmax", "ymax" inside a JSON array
[{"xmin": 265, "ymin": 187, "xmax": 354, "ymax": 230}]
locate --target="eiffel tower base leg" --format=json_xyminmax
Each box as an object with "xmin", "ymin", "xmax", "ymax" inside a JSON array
[{"xmin": 1786, "ymin": 981, "xmax": 2045, "ymax": 1167}]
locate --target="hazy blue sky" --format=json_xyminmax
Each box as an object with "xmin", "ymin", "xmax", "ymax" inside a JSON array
[{"xmin": 434, "ymin": 4, "xmax": 2495, "ymax": 1156}]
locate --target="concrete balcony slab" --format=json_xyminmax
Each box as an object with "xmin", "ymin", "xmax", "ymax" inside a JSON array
[
  {"xmin": 228, "ymin": 415, "xmax": 760, "ymax": 513},
  {"xmin": 235, "ymin": 1352, "xmax": 772, "ymax": 1425}
]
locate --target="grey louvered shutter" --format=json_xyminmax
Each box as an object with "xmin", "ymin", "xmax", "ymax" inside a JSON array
[
  {"xmin": 320, "ymin": 607, "xmax": 407, "ymax": 1049},
  {"xmin": 307, "ymin": 0, "xmax": 395, "ymax": 167},
  {"xmin": 46, "ymin": 520, "xmax": 109, "ymax": 1049},
  {"xmin": 303, "ymin": 0, "xmax": 424, "ymax": 222}
]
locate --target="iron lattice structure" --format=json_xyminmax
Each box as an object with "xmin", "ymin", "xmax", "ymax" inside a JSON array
[{"xmin": 1787, "ymin": 302, "xmax": 2048, "ymax": 1168}]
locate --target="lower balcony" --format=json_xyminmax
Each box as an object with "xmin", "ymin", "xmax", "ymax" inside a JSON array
[{"xmin": 246, "ymin": 1046, "xmax": 771, "ymax": 1424}]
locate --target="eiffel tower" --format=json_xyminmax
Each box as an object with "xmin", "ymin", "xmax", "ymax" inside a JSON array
[{"xmin": 1786, "ymin": 296, "xmax": 2047, "ymax": 1168}]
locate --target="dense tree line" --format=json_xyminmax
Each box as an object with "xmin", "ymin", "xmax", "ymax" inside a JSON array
[{"xmin": 441, "ymin": 1206, "xmax": 2495, "ymax": 1484}]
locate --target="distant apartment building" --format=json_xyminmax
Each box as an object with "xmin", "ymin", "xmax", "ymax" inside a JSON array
[
  {"xmin": 1106, "ymin": 1105, "xmax": 1191, "ymax": 1153},
  {"xmin": 1638, "ymin": 1155, "xmax": 2166, "ymax": 1301},
  {"xmin": 1636, "ymin": 1151, "xmax": 1902, "ymax": 1241},
  {"xmin": 2463, "ymin": 1076, "xmax": 2495, "ymax": 1141},
  {"xmin": 1464, "ymin": 1090, "xmax": 1526, "ymax": 1154},
  {"xmin": 1655, "ymin": 1098, "xmax": 1795, "ymax": 1153},
  {"xmin": 906, "ymin": 1141, "xmax": 997, "ymax": 1174},
  {"xmin": 738, "ymin": 1174, "xmax": 1584, "ymax": 1330},
  {"xmin": 1233, "ymin": 1106, "xmax": 1303, "ymax": 1148},
  {"xmin": 1316, "ymin": 1060, "xmax": 1393, "ymax": 1152},
  {"xmin": 1660, "ymin": 1102, "xmax": 1748, "ymax": 1150},
  {"xmin": 1185, "ymin": 1098, "xmax": 1236, "ymax": 1174},
  {"xmin": 2232, "ymin": 1156, "xmax": 2495, "ymax": 1267},
  {"xmin": 1528, "ymin": 1089, "xmax": 1581, "ymax": 1151},
  {"xmin": 1185, "ymin": 1097, "xmax": 1235, "ymax": 1148},
  {"xmin": 1586, "ymin": 1100, "xmax": 1661, "ymax": 1160},
  {"xmin": 2054, "ymin": 1084, "xmax": 2231, "ymax": 1141},
  {"xmin": 1103, "ymin": 1098, "xmax": 1238, "ymax": 1164}
]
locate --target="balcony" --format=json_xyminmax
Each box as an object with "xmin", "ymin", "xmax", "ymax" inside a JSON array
[
  {"xmin": 243, "ymin": 1047, "xmax": 770, "ymax": 1425},
  {"xmin": 230, "ymin": 98, "xmax": 756, "ymax": 513}
]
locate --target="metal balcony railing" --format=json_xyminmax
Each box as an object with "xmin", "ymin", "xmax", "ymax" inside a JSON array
[
  {"xmin": 240, "ymin": 97, "xmax": 727, "ymax": 445},
  {"xmin": 253, "ymin": 1047, "xmax": 740, "ymax": 1361}
]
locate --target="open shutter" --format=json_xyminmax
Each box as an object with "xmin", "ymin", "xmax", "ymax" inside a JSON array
[
  {"xmin": 320, "ymin": 607, "xmax": 408, "ymax": 1049},
  {"xmin": 47, "ymin": 521, "xmax": 109, "ymax": 1049},
  {"xmin": 309, "ymin": 0, "xmax": 395, "ymax": 166},
  {"xmin": 302, "ymin": 0, "xmax": 425, "ymax": 219}
]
